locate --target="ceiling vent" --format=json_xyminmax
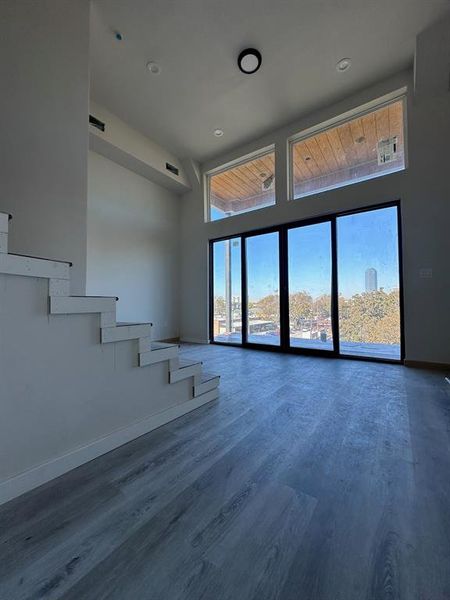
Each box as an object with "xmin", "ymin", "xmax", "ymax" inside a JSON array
[
  {"xmin": 166, "ymin": 162, "xmax": 179, "ymax": 176},
  {"xmin": 89, "ymin": 114, "xmax": 105, "ymax": 132}
]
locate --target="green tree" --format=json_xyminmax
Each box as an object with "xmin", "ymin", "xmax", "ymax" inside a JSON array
[
  {"xmin": 214, "ymin": 295, "xmax": 226, "ymax": 316},
  {"xmin": 313, "ymin": 294, "xmax": 331, "ymax": 319},
  {"xmin": 339, "ymin": 290, "xmax": 400, "ymax": 344},
  {"xmin": 289, "ymin": 291, "xmax": 313, "ymax": 323},
  {"xmin": 247, "ymin": 289, "xmax": 400, "ymax": 346},
  {"xmin": 254, "ymin": 294, "xmax": 280, "ymax": 321}
]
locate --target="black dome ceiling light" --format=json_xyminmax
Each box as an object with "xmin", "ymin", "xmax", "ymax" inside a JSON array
[{"xmin": 237, "ymin": 48, "xmax": 262, "ymax": 74}]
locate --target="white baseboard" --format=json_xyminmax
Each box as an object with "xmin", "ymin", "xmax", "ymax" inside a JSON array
[{"xmin": 0, "ymin": 389, "xmax": 218, "ymax": 507}]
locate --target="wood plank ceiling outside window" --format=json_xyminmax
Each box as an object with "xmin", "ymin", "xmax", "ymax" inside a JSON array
[
  {"xmin": 291, "ymin": 99, "xmax": 405, "ymax": 198},
  {"xmin": 209, "ymin": 150, "xmax": 276, "ymax": 220},
  {"xmin": 208, "ymin": 98, "xmax": 405, "ymax": 220}
]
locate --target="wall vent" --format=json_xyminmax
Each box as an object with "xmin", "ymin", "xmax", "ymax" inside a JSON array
[
  {"xmin": 89, "ymin": 114, "xmax": 105, "ymax": 132},
  {"xmin": 166, "ymin": 162, "xmax": 179, "ymax": 176}
]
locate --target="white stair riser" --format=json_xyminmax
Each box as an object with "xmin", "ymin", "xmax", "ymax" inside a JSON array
[
  {"xmin": 139, "ymin": 336, "xmax": 152, "ymax": 353},
  {"xmin": 0, "ymin": 254, "xmax": 70, "ymax": 280},
  {"xmin": 49, "ymin": 278, "xmax": 70, "ymax": 297},
  {"xmin": 0, "ymin": 212, "xmax": 9, "ymax": 233},
  {"xmin": 194, "ymin": 376, "xmax": 220, "ymax": 397},
  {"xmin": 0, "ymin": 232, "xmax": 7, "ymax": 253},
  {"xmin": 139, "ymin": 345, "xmax": 179, "ymax": 366},
  {"xmin": 195, "ymin": 387, "xmax": 220, "ymax": 404},
  {"xmin": 50, "ymin": 296, "xmax": 116, "ymax": 314},
  {"xmin": 170, "ymin": 363, "xmax": 202, "ymax": 384},
  {"xmin": 100, "ymin": 311, "xmax": 116, "ymax": 328},
  {"xmin": 101, "ymin": 324, "xmax": 152, "ymax": 343},
  {"xmin": 169, "ymin": 357, "xmax": 180, "ymax": 370}
]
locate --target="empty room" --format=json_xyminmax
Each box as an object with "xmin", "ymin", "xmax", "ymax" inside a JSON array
[{"xmin": 1, "ymin": 0, "xmax": 450, "ymax": 598}]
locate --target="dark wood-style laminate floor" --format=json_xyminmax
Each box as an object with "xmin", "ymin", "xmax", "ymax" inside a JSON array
[{"xmin": 1, "ymin": 344, "xmax": 450, "ymax": 600}]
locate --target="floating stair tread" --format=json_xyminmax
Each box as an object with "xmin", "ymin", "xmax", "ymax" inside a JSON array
[
  {"xmin": 169, "ymin": 358, "xmax": 202, "ymax": 384},
  {"xmin": 102, "ymin": 322, "xmax": 152, "ymax": 344},
  {"xmin": 139, "ymin": 343, "xmax": 178, "ymax": 367},
  {"xmin": 9, "ymin": 252, "xmax": 73, "ymax": 266},
  {"xmin": 178, "ymin": 358, "xmax": 202, "ymax": 369},
  {"xmin": 117, "ymin": 321, "xmax": 152, "ymax": 327},
  {"xmin": 50, "ymin": 295, "xmax": 117, "ymax": 314},
  {"xmin": 199, "ymin": 372, "xmax": 220, "ymax": 383},
  {"xmin": 1, "ymin": 253, "xmax": 71, "ymax": 280},
  {"xmin": 151, "ymin": 342, "xmax": 178, "ymax": 350},
  {"xmin": 73, "ymin": 295, "xmax": 118, "ymax": 300}
]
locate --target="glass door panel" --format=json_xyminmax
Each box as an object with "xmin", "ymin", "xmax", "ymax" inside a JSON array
[
  {"xmin": 288, "ymin": 222, "xmax": 334, "ymax": 351},
  {"xmin": 246, "ymin": 232, "xmax": 280, "ymax": 346},
  {"xmin": 337, "ymin": 206, "xmax": 401, "ymax": 359},
  {"xmin": 212, "ymin": 238, "xmax": 242, "ymax": 343}
]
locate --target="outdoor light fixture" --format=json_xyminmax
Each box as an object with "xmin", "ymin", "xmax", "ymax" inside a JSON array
[{"xmin": 238, "ymin": 48, "xmax": 262, "ymax": 74}]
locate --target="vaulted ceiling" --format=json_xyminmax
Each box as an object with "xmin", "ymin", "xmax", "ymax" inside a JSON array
[{"xmin": 90, "ymin": 0, "xmax": 448, "ymax": 163}]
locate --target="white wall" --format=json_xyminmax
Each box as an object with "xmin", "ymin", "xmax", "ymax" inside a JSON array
[
  {"xmin": 180, "ymin": 15, "xmax": 450, "ymax": 364},
  {"xmin": 0, "ymin": 0, "xmax": 90, "ymax": 294},
  {"xmin": 87, "ymin": 151, "xmax": 180, "ymax": 340},
  {"xmin": 89, "ymin": 102, "xmax": 191, "ymax": 194},
  {"xmin": 0, "ymin": 272, "xmax": 194, "ymax": 505}
]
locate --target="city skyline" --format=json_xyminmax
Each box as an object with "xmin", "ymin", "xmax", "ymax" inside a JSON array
[{"xmin": 365, "ymin": 267, "xmax": 378, "ymax": 292}]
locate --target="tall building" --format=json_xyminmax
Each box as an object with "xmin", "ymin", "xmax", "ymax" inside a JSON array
[{"xmin": 365, "ymin": 267, "xmax": 378, "ymax": 292}]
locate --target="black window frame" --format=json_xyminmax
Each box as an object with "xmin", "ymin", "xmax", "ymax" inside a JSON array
[{"xmin": 209, "ymin": 200, "xmax": 405, "ymax": 364}]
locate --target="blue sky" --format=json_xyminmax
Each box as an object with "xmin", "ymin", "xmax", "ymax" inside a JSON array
[
  {"xmin": 211, "ymin": 206, "xmax": 226, "ymax": 221},
  {"xmin": 213, "ymin": 206, "xmax": 400, "ymax": 300},
  {"xmin": 337, "ymin": 206, "xmax": 400, "ymax": 297}
]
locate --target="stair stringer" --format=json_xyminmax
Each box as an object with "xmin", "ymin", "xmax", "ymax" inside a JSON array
[{"xmin": 0, "ymin": 211, "xmax": 219, "ymax": 506}]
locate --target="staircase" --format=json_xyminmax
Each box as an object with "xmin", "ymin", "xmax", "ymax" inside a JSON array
[{"xmin": 0, "ymin": 211, "xmax": 219, "ymax": 505}]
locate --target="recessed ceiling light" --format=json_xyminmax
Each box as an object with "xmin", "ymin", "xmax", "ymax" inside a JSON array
[
  {"xmin": 214, "ymin": 129, "xmax": 224, "ymax": 137},
  {"xmin": 336, "ymin": 58, "xmax": 352, "ymax": 73},
  {"xmin": 238, "ymin": 49, "xmax": 262, "ymax": 74},
  {"xmin": 146, "ymin": 61, "xmax": 161, "ymax": 75}
]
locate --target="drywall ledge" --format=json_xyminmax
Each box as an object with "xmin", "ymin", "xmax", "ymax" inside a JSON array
[{"xmin": 89, "ymin": 103, "xmax": 191, "ymax": 194}]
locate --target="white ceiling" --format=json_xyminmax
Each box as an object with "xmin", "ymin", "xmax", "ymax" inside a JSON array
[{"xmin": 90, "ymin": 0, "xmax": 449, "ymax": 163}]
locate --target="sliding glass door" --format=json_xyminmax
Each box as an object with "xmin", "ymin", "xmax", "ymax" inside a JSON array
[
  {"xmin": 212, "ymin": 237, "xmax": 242, "ymax": 343},
  {"xmin": 245, "ymin": 231, "xmax": 280, "ymax": 346},
  {"xmin": 336, "ymin": 206, "xmax": 401, "ymax": 359},
  {"xmin": 210, "ymin": 202, "xmax": 403, "ymax": 362},
  {"xmin": 287, "ymin": 222, "xmax": 334, "ymax": 351}
]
